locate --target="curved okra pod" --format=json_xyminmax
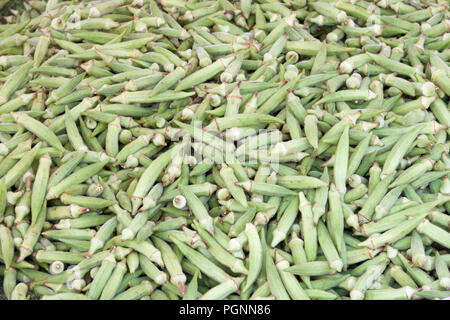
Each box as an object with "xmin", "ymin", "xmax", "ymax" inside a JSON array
[
  {"xmin": 359, "ymin": 212, "xmax": 430, "ymax": 250},
  {"xmin": 47, "ymin": 160, "xmax": 110, "ymax": 200},
  {"xmin": 12, "ymin": 112, "xmax": 64, "ymax": 152},
  {"xmin": 0, "ymin": 61, "xmax": 34, "ymax": 105},
  {"xmin": 152, "ymin": 236, "xmax": 187, "ymax": 293},
  {"xmin": 3, "ymin": 142, "xmax": 41, "ymax": 189},
  {"xmin": 275, "ymin": 250, "xmax": 310, "ymax": 300},
  {"xmin": 0, "ymin": 225, "xmax": 14, "ymax": 269},
  {"xmin": 131, "ymin": 144, "xmax": 183, "ymax": 214},
  {"xmin": 31, "ymin": 154, "xmax": 51, "ymax": 226},
  {"xmin": 169, "ymin": 235, "xmax": 230, "ymax": 283}
]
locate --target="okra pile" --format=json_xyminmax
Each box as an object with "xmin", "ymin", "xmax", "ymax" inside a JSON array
[{"xmin": 0, "ymin": 0, "xmax": 449, "ymax": 301}]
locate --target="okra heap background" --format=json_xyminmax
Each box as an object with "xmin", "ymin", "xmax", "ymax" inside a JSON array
[{"xmin": 0, "ymin": 0, "xmax": 449, "ymax": 301}]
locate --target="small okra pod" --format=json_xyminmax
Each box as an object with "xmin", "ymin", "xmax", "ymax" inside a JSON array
[
  {"xmin": 0, "ymin": 225, "xmax": 14, "ymax": 270},
  {"xmin": 35, "ymin": 250, "xmax": 84, "ymax": 265},
  {"xmin": 303, "ymin": 115, "xmax": 318, "ymax": 150},
  {"xmin": 47, "ymin": 160, "xmax": 110, "ymax": 200},
  {"xmin": 152, "ymin": 217, "xmax": 186, "ymax": 234},
  {"xmin": 367, "ymin": 53, "xmax": 421, "ymax": 79},
  {"xmin": 41, "ymin": 293, "xmax": 92, "ymax": 300},
  {"xmin": 219, "ymin": 164, "xmax": 247, "ymax": 208},
  {"xmin": 389, "ymin": 158, "xmax": 434, "ymax": 188},
  {"xmin": 271, "ymin": 196, "xmax": 299, "ymax": 248},
  {"xmin": 350, "ymin": 263, "xmax": 388, "ymax": 300},
  {"xmin": 14, "ymin": 189, "xmax": 31, "ymax": 222},
  {"xmin": 317, "ymin": 221, "xmax": 344, "ymax": 273},
  {"xmin": 410, "ymin": 231, "xmax": 427, "ymax": 268},
  {"xmin": 99, "ymin": 260, "xmax": 127, "ymax": 300},
  {"xmin": 139, "ymin": 250, "xmax": 168, "ymax": 286},
  {"xmin": 220, "ymin": 56, "xmax": 243, "ymax": 83},
  {"xmin": 285, "ymin": 260, "xmax": 336, "ymax": 277},
  {"xmin": 374, "ymin": 185, "xmax": 406, "ymax": 221},
  {"xmin": 115, "ymin": 134, "xmax": 152, "ymax": 164},
  {"xmin": 121, "ymin": 211, "xmax": 149, "ymax": 241},
  {"xmin": 265, "ymin": 251, "xmax": 290, "ymax": 300},
  {"xmin": 275, "ymin": 250, "xmax": 310, "ymax": 300},
  {"xmin": 2, "ymin": 267, "xmax": 17, "ymax": 299},
  {"xmin": 175, "ymin": 55, "xmax": 236, "ymax": 91},
  {"xmin": 3, "ymin": 142, "xmax": 42, "ymax": 190},
  {"xmin": 113, "ymin": 280, "xmax": 153, "ymax": 300},
  {"xmin": 194, "ymin": 221, "xmax": 247, "ymax": 275},
  {"xmin": 0, "ymin": 94, "xmax": 36, "ymax": 115},
  {"xmin": 204, "ymin": 113, "xmax": 284, "ymax": 133},
  {"xmin": 30, "ymin": 153, "xmax": 51, "ymax": 226},
  {"xmin": 64, "ymin": 106, "xmax": 87, "ymax": 152},
  {"xmin": 10, "ymin": 282, "xmax": 29, "ymax": 300},
  {"xmin": 60, "ymin": 194, "xmax": 117, "ymax": 210},
  {"xmin": 182, "ymin": 270, "xmax": 199, "ymax": 300},
  {"xmin": 368, "ymin": 162, "xmax": 381, "ymax": 195},
  {"xmin": 199, "ymin": 276, "xmax": 244, "ymax": 300},
  {"xmin": 17, "ymin": 200, "xmax": 47, "ymax": 263},
  {"xmin": 297, "ymin": 191, "xmax": 317, "ymax": 262},
  {"xmin": 413, "ymin": 289, "xmax": 450, "ymax": 300},
  {"xmin": 117, "ymin": 239, "xmax": 163, "ymax": 268},
  {"xmin": 46, "ymin": 205, "xmax": 90, "ymax": 220},
  {"xmin": 87, "ymin": 218, "xmax": 118, "ymax": 258},
  {"xmin": 194, "ymin": 44, "xmax": 212, "ymax": 68},
  {"xmin": 131, "ymin": 144, "xmax": 183, "ymax": 214},
  {"xmin": 344, "ymin": 184, "xmax": 368, "ymax": 204},
  {"xmin": 169, "ymin": 236, "xmax": 230, "ymax": 283},
  {"xmin": 310, "ymin": 166, "xmax": 329, "ymax": 222},
  {"xmin": 0, "ymin": 61, "xmax": 34, "ymax": 105},
  {"xmin": 435, "ymin": 255, "xmax": 450, "ymax": 290},
  {"xmin": 256, "ymin": 73, "xmax": 302, "ymax": 115},
  {"xmin": 104, "ymin": 116, "xmax": 121, "ymax": 158},
  {"xmin": 334, "ymin": 125, "xmax": 349, "ymax": 197},
  {"xmin": 389, "ymin": 264, "xmax": 418, "ymax": 289},
  {"xmin": 152, "ymin": 236, "xmax": 186, "ymax": 293},
  {"xmin": 249, "ymin": 281, "xmax": 271, "ymax": 300},
  {"xmin": 126, "ymin": 252, "xmax": 139, "ymax": 274},
  {"xmin": 237, "ymin": 180, "xmax": 297, "ymax": 197},
  {"xmin": 357, "ymin": 172, "xmax": 395, "ymax": 223},
  {"xmin": 361, "ymin": 199, "xmax": 443, "ymax": 236},
  {"xmin": 327, "ymin": 184, "xmax": 344, "ymax": 254},
  {"xmin": 178, "ymin": 184, "xmax": 214, "ymax": 235},
  {"xmin": 141, "ymin": 183, "xmax": 164, "ymax": 212},
  {"xmin": 416, "ymin": 219, "xmax": 450, "ymax": 250},
  {"xmin": 42, "ymin": 228, "xmax": 96, "ymax": 241},
  {"xmin": 136, "ymin": 222, "xmax": 156, "ymax": 242},
  {"xmin": 358, "ymin": 212, "xmax": 429, "ymax": 249},
  {"xmin": 13, "ymin": 112, "xmax": 65, "ymax": 152},
  {"xmin": 339, "ymin": 54, "xmax": 372, "ymax": 74},
  {"xmin": 115, "ymin": 190, "xmax": 131, "ymax": 212},
  {"xmin": 242, "ymin": 223, "xmax": 262, "ymax": 292},
  {"xmin": 49, "ymin": 260, "xmax": 65, "ymax": 275},
  {"xmin": 276, "ymin": 175, "xmax": 328, "ymax": 190}
]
